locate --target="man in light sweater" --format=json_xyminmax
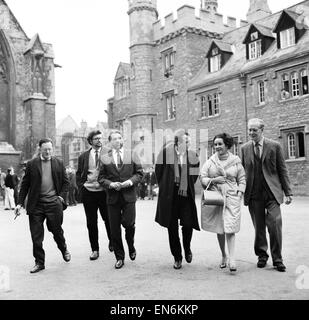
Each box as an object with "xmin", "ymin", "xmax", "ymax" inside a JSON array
[{"xmin": 15, "ymin": 138, "xmax": 71, "ymax": 274}]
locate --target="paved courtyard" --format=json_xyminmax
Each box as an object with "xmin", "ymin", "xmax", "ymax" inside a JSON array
[{"xmin": 0, "ymin": 196, "xmax": 309, "ymax": 300}]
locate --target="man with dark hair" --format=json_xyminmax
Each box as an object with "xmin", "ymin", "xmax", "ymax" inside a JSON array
[
  {"xmin": 4, "ymin": 168, "xmax": 16, "ymax": 210},
  {"xmin": 155, "ymin": 130, "xmax": 200, "ymax": 270},
  {"xmin": 241, "ymin": 118, "xmax": 293, "ymax": 272},
  {"xmin": 98, "ymin": 130, "xmax": 143, "ymax": 269},
  {"xmin": 76, "ymin": 130, "xmax": 112, "ymax": 261},
  {"xmin": 15, "ymin": 138, "xmax": 71, "ymax": 273}
]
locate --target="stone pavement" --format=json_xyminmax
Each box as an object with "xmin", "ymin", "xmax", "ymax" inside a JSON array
[{"xmin": 0, "ymin": 196, "xmax": 309, "ymax": 300}]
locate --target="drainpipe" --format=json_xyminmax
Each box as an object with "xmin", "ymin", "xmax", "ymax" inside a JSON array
[{"xmin": 239, "ymin": 73, "xmax": 248, "ymax": 142}]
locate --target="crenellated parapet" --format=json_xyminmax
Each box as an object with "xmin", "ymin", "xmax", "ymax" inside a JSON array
[
  {"xmin": 153, "ymin": 5, "xmax": 241, "ymax": 42},
  {"xmin": 128, "ymin": 0, "xmax": 158, "ymax": 18}
]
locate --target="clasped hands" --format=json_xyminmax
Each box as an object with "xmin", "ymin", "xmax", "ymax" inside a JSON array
[{"xmin": 110, "ymin": 180, "xmax": 132, "ymax": 191}]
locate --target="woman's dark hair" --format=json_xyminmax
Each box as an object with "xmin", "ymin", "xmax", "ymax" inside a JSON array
[
  {"xmin": 213, "ymin": 133, "xmax": 234, "ymax": 150},
  {"xmin": 87, "ymin": 130, "xmax": 102, "ymax": 145}
]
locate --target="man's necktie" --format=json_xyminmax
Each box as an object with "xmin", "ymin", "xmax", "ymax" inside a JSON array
[
  {"xmin": 255, "ymin": 143, "xmax": 261, "ymax": 159},
  {"xmin": 95, "ymin": 151, "xmax": 99, "ymax": 167},
  {"xmin": 117, "ymin": 151, "xmax": 123, "ymax": 169}
]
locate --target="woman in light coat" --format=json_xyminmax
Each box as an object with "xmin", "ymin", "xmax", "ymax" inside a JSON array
[{"xmin": 200, "ymin": 133, "xmax": 246, "ymax": 272}]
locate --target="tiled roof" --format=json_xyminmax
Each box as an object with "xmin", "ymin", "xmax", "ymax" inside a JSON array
[
  {"xmin": 189, "ymin": 1, "xmax": 309, "ymax": 91},
  {"xmin": 213, "ymin": 40, "xmax": 233, "ymax": 53}
]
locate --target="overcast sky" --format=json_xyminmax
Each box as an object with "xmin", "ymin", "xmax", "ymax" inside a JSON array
[{"xmin": 5, "ymin": 0, "xmax": 300, "ymax": 127}]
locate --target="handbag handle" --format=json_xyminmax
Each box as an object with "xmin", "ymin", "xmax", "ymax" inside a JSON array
[{"xmin": 205, "ymin": 179, "xmax": 212, "ymax": 191}]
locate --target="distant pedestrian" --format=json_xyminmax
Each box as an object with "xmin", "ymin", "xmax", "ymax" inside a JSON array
[
  {"xmin": 68, "ymin": 167, "xmax": 77, "ymax": 206},
  {"xmin": 4, "ymin": 168, "xmax": 16, "ymax": 210},
  {"xmin": 145, "ymin": 167, "xmax": 157, "ymax": 200},
  {"xmin": 15, "ymin": 138, "xmax": 71, "ymax": 274},
  {"xmin": 10, "ymin": 167, "xmax": 20, "ymax": 206},
  {"xmin": 241, "ymin": 118, "xmax": 293, "ymax": 272},
  {"xmin": 0, "ymin": 168, "xmax": 6, "ymax": 206}
]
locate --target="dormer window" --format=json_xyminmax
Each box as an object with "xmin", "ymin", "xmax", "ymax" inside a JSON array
[
  {"xmin": 207, "ymin": 41, "xmax": 232, "ymax": 73},
  {"xmin": 273, "ymin": 10, "xmax": 306, "ymax": 50},
  {"xmin": 280, "ymin": 27, "xmax": 296, "ymax": 48},
  {"xmin": 210, "ymin": 54, "xmax": 221, "ymax": 73},
  {"xmin": 249, "ymin": 39, "xmax": 262, "ymax": 60},
  {"xmin": 243, "ymin": 24, "xmax": 275, "ymax": 61},
  {"xmin": 251, "ymin": 32, "xmax": 258, "ymax": 41}
]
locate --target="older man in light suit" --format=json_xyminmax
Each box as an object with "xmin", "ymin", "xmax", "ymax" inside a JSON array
[{"xmin": 241, "ymin": 119, "xmax": 293, "ymax": 272}]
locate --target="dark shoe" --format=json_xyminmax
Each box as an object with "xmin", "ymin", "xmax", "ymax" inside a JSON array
[
  {"xmin": 108, "ymin": 242, "xmax": 114, "ymax": 252},
  {"xmin": 273, "ymin": 262, "xmax": 286, "ymax": 272},
  {"xmin": 173, "ymin": 260, "xmax": 182, "ymax": 270},
  {"xmin": 30, "ymin": 264, "xmax": 45, "ymax": 274},
  {"xmin": 185, "ymin": 251, "xmax": 193, "ymax": 264},
  {"xmin": 129, "ymin": 250, "xmax": 136, "ymax": 261},
  {"xmin": 229, "ymin": 260, "xmax": 237, "ymax": 273},
  {"xmin": 90, "ymin": 251, "xmax": 99, "ymax": 261},
  {"xmin": 115, "ymin": 260, "xmax": 124, "ymax": 269},
  {"xmin": 62, "ymin": 250, "xmax": 71, "ymax": 262},
  {"xmin": 257, "ymin": 259, "xmax": 267, "ymax": 268},
  {"xmin": 220, "ymin": 256, "xmax": 228, "ymax": 269}
]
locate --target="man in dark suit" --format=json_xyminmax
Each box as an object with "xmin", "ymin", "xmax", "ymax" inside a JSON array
[
  {"xmin": 98, "ymin": 130, "xmax": 143, "ymax": 269},
  {"xmin": 76, "ymin": 130, "xmax": 112, "ymax": 261},
  {"xmin": 15, "ymin": 138, "xmax": 71, "ymax": 274},
  {"xmin": 241, "ymin": 118, "xmax": 293, "ymax": 272},
  {"xmin": 155, "ymin": 131, "xmax": 200, "ymax": 270}
]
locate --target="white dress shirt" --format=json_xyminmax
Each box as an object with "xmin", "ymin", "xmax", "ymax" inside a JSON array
[
  {"xmin": 253, "ymin": 137, "xmax": 264, "ymax": 156},
  {"xmin": 112, "ymin": 148, "xmax": 123, "ymax": 166}
]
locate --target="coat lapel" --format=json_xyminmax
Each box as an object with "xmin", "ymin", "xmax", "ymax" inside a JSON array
[
  {"xmin": 51, "ymin": 157, "xmax": 57, "ymax": 186},
  {"xmin": 261, "ymin": 138, "xmax": 269, "ymax": 163},
  {"xmin": 35, "ymin": 157, "xmax": 42, "ymax": 178},
  {"xmin": 84, "ymin": 150, "xmax": 91, "ymax": 173}
]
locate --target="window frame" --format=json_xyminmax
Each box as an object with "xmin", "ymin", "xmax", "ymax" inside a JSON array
[
  {"xmin": 280, "ymin": 68, "xmax": 309, "ymax": 100},
  {"xmin": 162, "ymin": 48, "xmax": 175, "ymax": 77},
  {"xmin": 280, "ymin": 27, "xmax": 296, "ymax": 49},
  {"xmin": 282, "ymin": 127, "xmax": 306, "ymax": 160},
  {"xmin": 164, "ymin": 91, "xmax": 176, "ymax": 121},
  {"xmin": 210, "ymin": 54, "xmax": 221, "ymax": 73},
  {"xmin": 258, "ymin": 80, "xmax": 266, "ymax": 105},
  {"xmin": 249, "ymin": 39, "xmax": 262, "ymax": 60},
  {"xmin": 198, "ymin": 92, "xmax": 220, "ymax": 119}
]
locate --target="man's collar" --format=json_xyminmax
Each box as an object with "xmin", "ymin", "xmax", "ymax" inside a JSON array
[
  {"xmin": 40, "ymin": 155, "xmax": 51, "ymax": 161},
  {"xmin": 113, "ymin": 148, "xmax": 123, "ymax": 154},
  {"xmin": 92, "ymin": 147, "xmax": 101, "ymax": 153},
  {"xmin": 252, "ymin": 137, "xmax": 264, "ymax": 146}
]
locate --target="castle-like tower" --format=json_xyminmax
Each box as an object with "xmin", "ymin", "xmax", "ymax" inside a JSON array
[
  {"xmin": 247, "ymin": 0, "xmax": 272, "ymax": 22},
  {"xmin": 127, "ymin": 0, "xmax": 158, "ymax": 141},
  {"xmin": 201, "ymin": 0, "xmax": 218, "ymax": 13}
]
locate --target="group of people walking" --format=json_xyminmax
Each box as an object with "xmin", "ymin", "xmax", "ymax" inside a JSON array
[
  {"xmin": 155, "ymin": 118, "xmax": 292, "ymax": 273},
  {"xmin": 13, "ymin": 117, "xmax": 292, "ymax": 275}
]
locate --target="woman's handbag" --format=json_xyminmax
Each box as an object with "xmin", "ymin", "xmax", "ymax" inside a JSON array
[{"xmin": 202, "ymin": 180, "xmax": 224, "ymax": 206}]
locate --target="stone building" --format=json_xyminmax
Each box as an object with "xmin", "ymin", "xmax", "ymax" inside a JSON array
[
  {"xmin": 56, "ymin": 116, "xmax": 109, "ymax": 169},
  {"xmin": 108, "ymin": 0, "xmax": 309, "ymax": 195},
  {"xmin": 0, "ymin": 0, "xmax": 56, "ymax": 172}
]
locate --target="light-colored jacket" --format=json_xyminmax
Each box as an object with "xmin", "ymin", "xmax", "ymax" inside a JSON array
[{"xmin": 200, "ymin": 153, "xmax": 246, "ymax": 234}]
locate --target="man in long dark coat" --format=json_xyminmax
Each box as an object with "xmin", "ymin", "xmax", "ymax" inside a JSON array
[{"xmin": 155, "ymin": 131, "xmax": 200, "ymax": 270}]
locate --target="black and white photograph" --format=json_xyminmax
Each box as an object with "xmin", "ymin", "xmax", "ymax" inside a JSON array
[{"xmin": 0, "ymin": 0, "xmax": 309, "ymax": 310}]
